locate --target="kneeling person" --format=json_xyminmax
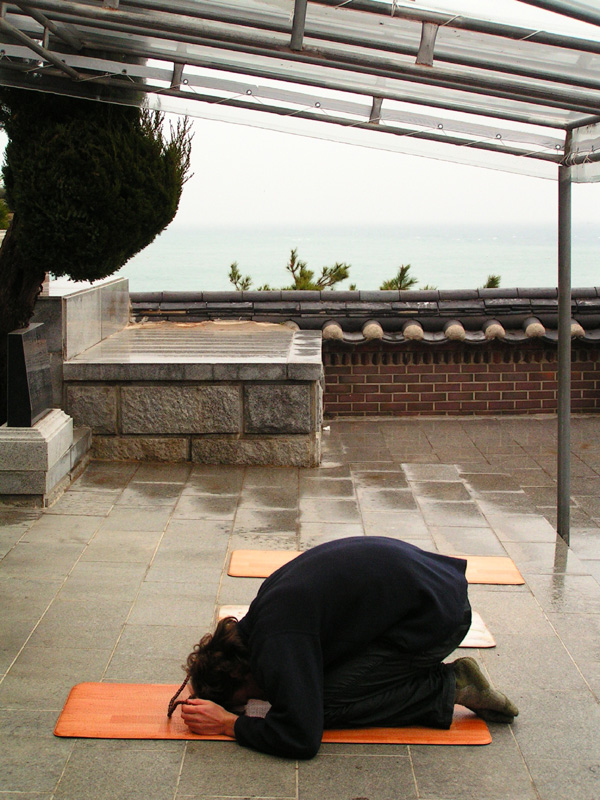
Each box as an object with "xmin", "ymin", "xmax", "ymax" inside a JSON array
[{"xmin": 175, "ymin": 537, "xmax": 518, "ymax": 759}]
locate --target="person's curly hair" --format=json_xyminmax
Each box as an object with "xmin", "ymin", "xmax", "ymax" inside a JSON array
[{"xmin": 186, "ymin": 617, "xmax": 251, "ymax": 709}]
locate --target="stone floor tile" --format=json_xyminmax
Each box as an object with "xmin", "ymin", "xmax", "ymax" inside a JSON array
[
  {"xmin": 503, "ymin": 540, "xmax": 589, "ymax": 575},
  {"xmin": 116, "ymin": 481, "xmax": 184, "ymax": 506},
  {"xmin": 182, "ymin": 470, "xmax": 244, "ymax": 495},
  {"xmin": 233, "ymin": 509, "xmax": 297, "ymax": 535},
  {"xmin": 299, "ymin": 498, "xmax": 361, "ymax": 523},
  {"xmin": 104, "ymin": 621, "xmax": 201, "ymax": 683},
  {"xmin": 45, "ymin": 491, "xmax": 117, "ymax": 517},
  {"xmin": 524, "ymin": 486, "xmax": 576, "ymax": 507},
  {"xmin": 485, "ymin": 512, "xmax": 557, "ymax": 543},
  {"xmin": 132, "ymin": 462, "xmax": 192, "ymax": 482},
  {"xmin": 128, "ymin": 581, "xmax": 216, "ymax": 628},
  {"xmin": 173, "ymin": 494, "xmax": 238, "ymax": 520},
  {"xmin": 0, "ymin": 542, "xmax": 86, "ymax": 580},
  {"xmin": 57, "ymin": 561, "xmax": 147, "ymax": 602},
  {"xmin": 410, "ymin": 480, "xmax": 471, "ymax": 501},
  {"xmin": 356, "ymin": 488, "xmax": 418, "ymax": 512},
  {"xmin": 145, "ymin": 548, "xmax": 226, "ymax": 585},
  {"xmin": 526, "ymin": 756, "xmax": 600, "ymax": 800},
  {"xmin": 242, "ymin": 467, "xmax": 299, "ymax": 489},
  {"xmin": 217, "ymin": 575, "xmax": 265, "ymax": 605},
  {"xmin": 27, "ymin": 598, "xmax": 132, "ymax": 650},
  {"xmin": 0, "ymin": 733, "xmax": 73, "ymax": 793},
  {"xmin": 583, "ymin": 559, "xmax": 600, "ymax": 585},
  {"xmin": 506, "ymin": 688, "xmax": 600, "ymax": 762},
  {"xmin": 302, "ymin": 465, "xmax": 352, "ymax": 478},
  {"xmin": 163, "ymin": 518, "xmax": 232, "ymax": 541},
  {"xmin": 402, "ymin": 463, "xmax": 460, "ymax": 481},
  {"xmin": 462, "ymin": 472, "xmax": 522, "ymax": 492},
  {"xmin": 350, "ymin": 471, "xmax": 408, "ymax": 489},
  {"xmin": 179, "ymin": 741, "xmax": 296, "ymax": 797},
  {"xmin": 410, "ymin": 729, "xmax": 537, "ymax": 800},
  {"xmin": 0, "ymin": 646, "xmax": 112, "ymax": 710},
  {"xmin": 568, "ymin": 525, "xmax": 600, "ymax": 558},
  {"xmin": 430, "ymin": 526, "xmax": 507, "ymax": 556},
  {"xmin": 298, "ymin": 477, "xmax": 356, "ymax": 497},
  {"xmin": 299, "ymin": 523, "xmax": 365, "ymax": 549},
  {"xmin": 19, "ymin": 514, "xmax": 104, "ymax": 544},
  {"xmin": 53, "ymin": 741, "xmax": 185, "ymax": 800},
  {"xmin": 229, "ymin": 532, "xmax": 299, "ymax": 550},
  {"xmin": 100, "ymin": 506, "xmax": 173, "ymax": 532},
  {"xmin": 476, "ymin": 491, "xmax": 539, "ymax": 516},
  {"xmin": 80, "ymin": 529, "xmax": 163, "ymax": 563},
  {"xmin": 298, "ymin": 753, "xmax": 416, "ymax": 800},
  {"xmin": 348, "ymin": 461, "xmax": 402, "ymax": 472},
  {"xmin": 68, "ymin": 460, "xmax": 138, "ymax": 492},
  {"xmin": 524, "ymin": 573, "xmax": 600, "ymax": 614},
  {"xmin": 510, "ymin": 468, "xmax": 556, "ymax": 487},
  {"xmin": 237, "ymin": 487, "xmax": 298, "ymax": 509},
  {"xmin": 417, "ymin": 499, "xmax": 487, "ymax": 528},
  {"xmin": 360, "ymin": 510, "xmax": 431, "ymax": 539}
]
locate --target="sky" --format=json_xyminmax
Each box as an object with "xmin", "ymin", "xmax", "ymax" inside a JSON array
[{"xmin": 167, "ymin": 0, "xmax": 600, "ymax": 231}]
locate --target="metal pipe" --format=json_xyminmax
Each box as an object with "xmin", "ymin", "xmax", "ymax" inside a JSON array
[
  {"xmin": 51, "ymin": 36, "xmax": 576, "ymax": 129},
  {"xmin": 516, "ymin": 0, "xmax": 600, "ymax": 27},
  {"xmin": 18, "ymin": 6, "xmax": 600, "ymax": 116},
  {"xmin": 120, "ymin": 0, "xmax": 600, "ymax": 55},
  {"xmin": 557, "ymin": 158, "xmax": 572, "ymax": 544},
  {"xmin": 290, "ymin": 0, "xmax": 307, "ymax": 51},
  {"xmin": 0, "ymin": 16, "xmax": 80, "ymax": 78},
  {"xmin": 13, "ymin": 2, "xmax": 83, "ymax": 49}
]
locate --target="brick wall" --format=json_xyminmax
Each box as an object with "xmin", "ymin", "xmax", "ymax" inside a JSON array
[{"xmin": 323, "ymin": 342, "xmax": 600, "ymax": 417}]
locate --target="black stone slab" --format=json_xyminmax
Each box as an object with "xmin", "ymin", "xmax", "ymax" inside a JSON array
[{"xmin": 7, "ymin": 323, "xmax": 53, "ymax": 427}]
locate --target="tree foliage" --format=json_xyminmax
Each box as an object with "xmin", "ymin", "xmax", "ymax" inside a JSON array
[
  {"xmin": 482, "ymin": 274, "xmax": 501, "ymax": 289},
  {"xmin": 380, "ymin": 264, "xmax": 418, "ymax": 291},
  {"xmin": 0, "ymin": 90, "xmax": 192, "ymax": 282},
  {"xmin": 228, "ymin": 248, "xmax": 352, "ymax": 291},
  {"xmin": 0, "ymin": 88, "xmax": 193, "ymax": 423}
]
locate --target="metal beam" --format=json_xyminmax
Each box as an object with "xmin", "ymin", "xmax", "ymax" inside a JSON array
[
  {"xmin": 13, "ymin": 2, "xmax": 83, "ymax": 50},
  {"xmin": 14, "ymin": 1, "xmax": 600, "ymax": 100},
  {"xmin": 557, "ymin": 156, "xmax": 572, "ymax": 544},
  {"xmin": 16, "ymin": 4, "xmax": 600, "ymax": 116},
  {"xmin": 369, "ymin": 96, "xmax": 382, "ymax": 123},
  {"xmin": 290, "ymin": 0, "xmax": 307, "ymax": 51},
  {"xmin": 416, "ymin": 22, "xmax": 438, "ymax": 67},
  {"xmin": 45, "ymin": 35, "xmax": 576, "ymax": 130},
  {"xmin": 0, "ymin": 16, "xmax": 80, "ymax": 78},
  {"xmin": 516, "ymin": 0, "xmax": 600, "ymax": 27}
]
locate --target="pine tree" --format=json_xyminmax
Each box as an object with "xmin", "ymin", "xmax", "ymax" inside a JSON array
[{"xmin": 0, "ymin": 88, "xmax": 193, "ymax": 422}]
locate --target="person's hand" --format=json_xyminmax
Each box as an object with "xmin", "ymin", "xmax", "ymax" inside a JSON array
[{"xmin": 180, "ymin": 698, "xmax": 238, "ymax": 737}]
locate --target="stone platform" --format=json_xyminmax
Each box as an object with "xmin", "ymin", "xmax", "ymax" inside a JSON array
[{"xmin": 63, "ymin": 322, "xmax": 323, "ymax": 467}]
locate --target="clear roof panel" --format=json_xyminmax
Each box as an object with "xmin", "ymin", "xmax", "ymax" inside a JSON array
[{"xmin": 0, "ymin": 0, "xmax": 598, "ymax": 180}]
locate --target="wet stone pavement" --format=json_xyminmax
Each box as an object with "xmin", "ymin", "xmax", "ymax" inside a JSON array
[{"xmin": 2, "ymin": 415, "xmax": 600, "ymax": 800}]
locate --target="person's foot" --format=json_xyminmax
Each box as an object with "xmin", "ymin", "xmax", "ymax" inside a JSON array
[{"xmin": 451, "ymin": 657, "xmax": 519, "ymax": 724}]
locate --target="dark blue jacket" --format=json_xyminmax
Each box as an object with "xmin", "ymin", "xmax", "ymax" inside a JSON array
[{"xmin": 234, "ymin": 536, "xmax": 467, "ymax": 758}]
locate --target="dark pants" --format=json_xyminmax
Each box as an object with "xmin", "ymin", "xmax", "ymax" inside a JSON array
[{"xmin": 322, "ymin": 600, "xmax": 472, "ymax": 730}]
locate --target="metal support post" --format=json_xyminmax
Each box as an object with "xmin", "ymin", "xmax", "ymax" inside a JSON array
[
  {"xmin": 557, "ymin": 162, "xmax": 572, "ymax": 543},
  {"xmin": 290, "ymin": 0, "xmax": 308, "ymax": 51}
]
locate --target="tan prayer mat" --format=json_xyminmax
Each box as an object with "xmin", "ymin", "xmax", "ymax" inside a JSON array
[
  {"xmin": 54, "ymin": 683, "xmax": 491, "ymax": 745},
  {"xmin": 218, "ymin": 606, "xmax": 497, "ymax": 648},
  {"xmin": 227, "ymin": 550, "xmax": 524, "ymax": 585}
]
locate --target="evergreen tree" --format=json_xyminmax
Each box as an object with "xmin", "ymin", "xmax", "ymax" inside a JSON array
[{"xmin": 0, "ymin": 89, "xmax": 192, "ymax": 422}]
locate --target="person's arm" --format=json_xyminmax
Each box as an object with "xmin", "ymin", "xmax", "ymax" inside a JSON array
[
  {"xmin": 234, "ymin": 632, "xmax": 324, "ymax": 759},
  {"xmin": 181, "ymin": 698, "xmax": 238, "ymax": 737}
]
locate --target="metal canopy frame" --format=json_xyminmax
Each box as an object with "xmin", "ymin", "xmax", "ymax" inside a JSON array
[{"xmin": 0, "ymin": 0, "xmax": 598, "ymax": 542}]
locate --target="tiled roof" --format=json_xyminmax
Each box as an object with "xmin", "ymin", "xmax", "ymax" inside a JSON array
[{"xmin": 130, "ymin": 288, "xmax": 600, "ymax": 345}]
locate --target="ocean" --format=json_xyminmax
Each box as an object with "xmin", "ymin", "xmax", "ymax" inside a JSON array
[{"xmin": 55, "ymin": 223, "xmax": 600, "ymax": 294}]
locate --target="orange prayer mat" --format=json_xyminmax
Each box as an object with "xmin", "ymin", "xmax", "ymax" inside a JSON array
[
  {"xmin": 54, "ymin": 683, "xmax": 491, "ymax": 746},
  {"xmin": 227, "ymin": 550, "xmax": 524, "ymax": 585}
]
